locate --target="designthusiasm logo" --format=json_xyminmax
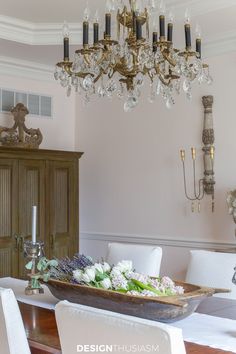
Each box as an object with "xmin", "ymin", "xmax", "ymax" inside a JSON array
[{"xmin": 76, "ymin": 344, "xmax": 160, "ymax": 353}]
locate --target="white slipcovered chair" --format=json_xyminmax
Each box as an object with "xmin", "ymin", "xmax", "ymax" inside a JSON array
[
  {"xmin": 106, "ymin": 242, "xmax": 162, "ymax": 276},
  {"xmin": 0, "ymin": 287, "xmax": 31, "ymax": 354},
  {"xmin": 185, "ymin": 250, "xmax": 236, "ymax": 299},
  {"xmin": 55, "ymin": 300, "xmax": 186, "ymax": 354}
]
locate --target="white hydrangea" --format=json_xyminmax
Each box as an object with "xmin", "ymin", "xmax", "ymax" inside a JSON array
[{"xmin": 111, "ymin": 273, "xmax": 128, "ymax": 290}]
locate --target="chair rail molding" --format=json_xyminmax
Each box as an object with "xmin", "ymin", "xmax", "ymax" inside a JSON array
[{"xmin": 80, "ymin": 232, "xmax": 236, "ymax": 250}]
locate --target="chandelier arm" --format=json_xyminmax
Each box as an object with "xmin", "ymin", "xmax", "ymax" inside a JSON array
[
  {"xmin": 96, "ymin": 52, "xmax": 108, "ymax": 67},
  {"xmin": 159, "ymin": 74, "xmax": 170, "ymax": 86},
  {"xmin": 64, "ymin": 65, "xmax": 73, "ymax": 76},
  {"xmin": 83, "ymin": 54, "xmax": 92, "ymax": 66},
  {"xmin": 162, "ymin": 51, "xmax": 176, "ymax": 67}
]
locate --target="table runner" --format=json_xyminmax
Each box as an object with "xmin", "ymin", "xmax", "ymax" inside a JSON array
[
  {"xmin": 1, "ymin": 277, "xmax": 236, "ymax": 353},
  {"xmin": 0, "ymin": 277, "xmax": 58, "ymax": 309},
  {"xmin": 173, "ymin": 313, "xmax": 236, "ymax": 353}
]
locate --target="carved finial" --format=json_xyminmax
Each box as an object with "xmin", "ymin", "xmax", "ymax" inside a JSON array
[
  {"xmin": 0, "ymin": 103, "xmax": 43, "ymax": 148},
  {"xmin": 202, "ymin": 95, "xmax": 213, "ymax": 109}
]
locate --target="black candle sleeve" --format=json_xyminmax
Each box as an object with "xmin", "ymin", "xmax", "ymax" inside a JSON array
[
  {"xmin": 185, "ymin": 24, "xmax": 191, "ymax": 48},
  {"xmin": 132, "ymin": 11, "xmax": 136, "ymax": 34},
  {"xmin": 167, "ymin": 23, "xmax": 173, "ymax": 42},
  {"xmin": 153, "ymin": 32, "xmax": 158, "ymax": 52},
  {"xmin": 196, "ymin": 38, "xmax": 201, "ymax": 58},
  {"xmin": 63, "ymin": 37, "xmax": 69, "ymax": 61},
  {"xmin": 159, "ymin": 15, "xmax": 165, "ymax": 38},
  {"xmin": 136, "ymin": 19, "xmax": 142, "ymax": 40},
  {"xmin": 105, "ymin": 13, "xmax": 111, "ymax": 37},
  {"xmin": 94, "ymin": 23, "xmax": 99, "ymax": 44},
  {"xmin": 83, "ymin": 21, "xmax": 89, "ymax": 46}
]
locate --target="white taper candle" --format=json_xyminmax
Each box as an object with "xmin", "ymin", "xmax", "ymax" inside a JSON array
[{"xmin": 32, "ymin": 206, "xmax": 37, "ymax": 244}]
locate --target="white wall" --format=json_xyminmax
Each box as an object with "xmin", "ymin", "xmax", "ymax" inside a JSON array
[
  {"xmin": 76, "ymin": 52, "xmax": 236, "ymax": 279},
  {"xmin": 0, "ymin": 73, "xmax": 76, "ymax": 151}
]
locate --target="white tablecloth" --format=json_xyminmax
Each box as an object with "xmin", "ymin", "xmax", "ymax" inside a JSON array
[{"xmin": 1, "ymin": 277, "xmax": 236, "ymax": 353}]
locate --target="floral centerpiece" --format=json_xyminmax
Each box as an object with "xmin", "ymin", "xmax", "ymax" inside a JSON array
[{"xmin": 46, "ymin": 254, "xmax": 184, "ymax": 298}]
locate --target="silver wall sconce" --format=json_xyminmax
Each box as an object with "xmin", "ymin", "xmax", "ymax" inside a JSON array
[{"xmin": 180, "ymin": 95, "xmax": 215, "ymax": 212}]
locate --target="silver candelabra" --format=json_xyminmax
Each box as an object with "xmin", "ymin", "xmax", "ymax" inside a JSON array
[{"xmin": 24, "ymin": 240, "xmax": 45, "ymax": 295}]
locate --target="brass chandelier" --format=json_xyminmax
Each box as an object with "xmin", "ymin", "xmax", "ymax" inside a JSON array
[{"xmin": 54, "ymin": 0, "xmax": 212, "ymax": 111}]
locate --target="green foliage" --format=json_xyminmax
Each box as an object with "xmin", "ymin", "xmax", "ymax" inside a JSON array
[{"xmin": 25, "ymin": 257, "xmax": 58, "ymax": 289}]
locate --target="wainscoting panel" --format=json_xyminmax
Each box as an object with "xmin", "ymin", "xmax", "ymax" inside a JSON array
[{"xmin": 80, "ymin": 232, "xmax": 236, "ymax": 280}]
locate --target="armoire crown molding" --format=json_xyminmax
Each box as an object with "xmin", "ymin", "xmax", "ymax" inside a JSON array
[{"xmin": 80, "ymin": 231, "xmax": 236, "ymax": 251}]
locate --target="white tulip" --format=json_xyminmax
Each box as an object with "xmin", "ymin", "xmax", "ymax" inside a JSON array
[
  {"xmin": 81, "ymin": 273, "xmax": 91, "ymax": 283},
  {"xmin": 84, "ymin": 266, "xmax": 96, "ymax": 282},
  {"xmin": 94, "ymin": 263, "xmax": 104, "ymax": 273},
  {"xmin": 115, "ymin": 260, "xmax": 133, "ymax": 273},
  {"xmin": 73, "ymin": 269, "xmax": 83, "ymax": 282},
  {"xmin": 100, "ymin": 278, "xmax": 112, "ymax": 289},
  {"xmin": 102, "ymin": 262, "xmax": 111, "ymax": 273}
]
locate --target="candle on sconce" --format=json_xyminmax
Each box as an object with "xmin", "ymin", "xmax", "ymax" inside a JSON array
[
  {"xmin": 180, "ymin": 149, "xmax": 185, "ymax": 161},
  {"xmin": 191, "ymin": 147, "xmax": 196, "ymax": 160},
  {"xmin": 32, "ymin": 206, "xmax": 37, "ymax": 244},
  {"xmin": 210, "ymin": 146, "xmax": 214, "ymax": 160}
]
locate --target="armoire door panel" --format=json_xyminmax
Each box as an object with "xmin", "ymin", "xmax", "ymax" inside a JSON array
[
  {"xmin": 0, "ymin": 147, "xmax": 82, "ymax": 278},
  {"xmin": 49, "ymin": 161, "xmax": 78, "ymax": 259},
  {"xmin": 0, "ymin": 159, "xmax": 18, "ymax": 277},
  {"xmin": 18, "ymin": 160, "xmax": 46, "ymax": 278}
]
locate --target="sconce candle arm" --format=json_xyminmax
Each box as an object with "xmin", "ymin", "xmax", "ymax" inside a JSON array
[{"xmin": 182, "ymin": 160, "xmax": 202, "ymax": 201}]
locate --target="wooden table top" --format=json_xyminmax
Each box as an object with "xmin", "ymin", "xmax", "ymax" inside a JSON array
[{"xmin": 19, "ymin": 297, "xmax": 236, "ymax": 354}]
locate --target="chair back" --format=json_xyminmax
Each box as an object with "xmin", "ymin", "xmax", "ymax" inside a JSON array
[
  {"xmin": 0, "ymin": 287, "xmax": 31, "ymax": 354},
  {"xmin": 185, "ymin": 250, "xmax": 236, "ymax": 299},
  {"xmin": 106, "ymin": 242, "xmax": 162, "ymax": 276},
  {"xmin": 56, "ymin": 300, "xmax": 186, "ymax": 354}
]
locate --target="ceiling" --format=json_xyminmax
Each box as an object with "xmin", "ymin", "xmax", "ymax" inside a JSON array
[{"xmin": 0, "ymin": 0, "xmax": 236, "ymax": 69}]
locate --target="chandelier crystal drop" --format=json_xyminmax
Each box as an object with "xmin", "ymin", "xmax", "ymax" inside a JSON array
[{"xmin": 54, "ymin": 0, "xmax": 212, "ymax": 111}]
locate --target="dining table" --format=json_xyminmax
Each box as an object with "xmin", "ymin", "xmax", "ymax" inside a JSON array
[{"xmin": 18, "ymin": 296, "xmax": 236, "ymax": 354}]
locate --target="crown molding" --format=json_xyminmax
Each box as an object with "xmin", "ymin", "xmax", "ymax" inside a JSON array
[
  {"xmin": 0, "ymin": 0, "xmax": 236, "ymax": 45},
  {"xmin": 0, "ymin": 15, "xmax": 82, "ymax": 45},
  {"xmin": 166, "ymin": 0, "xmax": 236, "ymax": 18},
  {"xmin": 0, "ymin": 56, "xmax": 54, "ymax": 81},
  {"xmin": 203, "ymin": 30, "xmax": 236, "ymax": 58}
]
